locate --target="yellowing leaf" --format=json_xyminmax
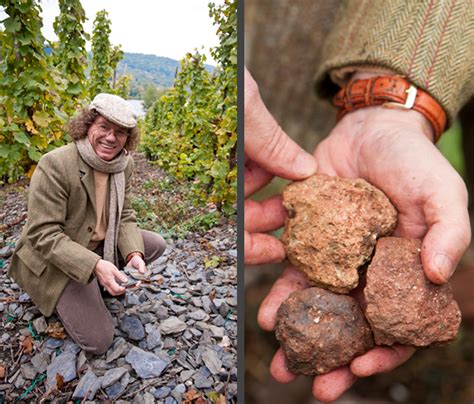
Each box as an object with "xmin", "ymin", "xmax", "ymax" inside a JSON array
[
  {"xmin": 27, "ymin": 165, "xmax": 37, "ymax": 178},
  {"xmin": 25, "ymin": 119, "xmax": 39, "ymax": 135},
  {"xmin": 32, "ymin": 111, "xmax": 50, "ymax": 128}
]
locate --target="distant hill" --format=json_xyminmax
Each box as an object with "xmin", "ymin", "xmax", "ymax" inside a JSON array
[{"xmin": 116, "ymin": 52, "xmax": 215, "ymax": 95}]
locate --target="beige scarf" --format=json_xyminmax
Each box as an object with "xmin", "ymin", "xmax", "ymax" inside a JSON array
[{"xmin": 76, "ymin": 138, "xmax": 129, "ymax": 266}]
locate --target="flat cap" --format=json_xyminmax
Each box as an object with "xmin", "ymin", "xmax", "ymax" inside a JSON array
[{"xmin": 89, "ymin": 93, "xmax": 137, "ymax": 128}]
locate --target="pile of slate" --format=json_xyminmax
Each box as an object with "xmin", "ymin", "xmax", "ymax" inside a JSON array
[{"xmin": 0, "ymin": 220, "xmax": 237, "ymax": 402}]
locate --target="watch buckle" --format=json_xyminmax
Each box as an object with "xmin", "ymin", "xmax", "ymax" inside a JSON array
[{"xmin": 383, "ymin": 85, "xmax": 417, "ymax": 110}]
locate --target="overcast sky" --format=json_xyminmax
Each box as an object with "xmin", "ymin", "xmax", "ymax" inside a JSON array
[{"xmin": 4, "ymin": 0, "xmax": 222, "ymax": 64}]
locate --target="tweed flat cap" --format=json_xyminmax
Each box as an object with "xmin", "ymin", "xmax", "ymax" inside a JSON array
[{"xmin": 89, "ymin": 93, "xmax": 137, "ymax": 128}]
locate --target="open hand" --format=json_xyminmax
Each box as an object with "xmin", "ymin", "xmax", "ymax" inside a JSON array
[{"xmin": 259, "ymin": 102, "xmax": 470, "ymax": 402}]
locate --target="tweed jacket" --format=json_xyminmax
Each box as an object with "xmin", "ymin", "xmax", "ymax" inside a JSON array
[
  {"xmin": 8, "ymin": 143, "xmax": 144, "ymax": 316},
  {"xmin": 246, "ymin": 0, "xmax": 473, "ymax": 147}
]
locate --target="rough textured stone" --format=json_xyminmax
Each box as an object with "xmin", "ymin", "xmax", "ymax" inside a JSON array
[
  {"xmin": 72, "ymin": 371, "xmax": 101, "ymax": 400},
  {"xmin": 125, "ymin": 347, "xmax": 169, "ymax": 378},
  {"xmin": 106, "ymin": 338, "xmax": 129, "ymax": 363},
  {"xmin": 275, "ymin": 287, "xmax": 374, "ymax": 375},
  {"xmin": 106, "ymin": 381, "xmax": 126, "ymax": 400},
  {"xmin": 364, "ymin": 237, "xmax": 461, "ymax": 346},
  {"xmin": 101, "ymin": 367, "xmax": 128, "ymax": 388},
  {"xmin": 120, "ymin": 316, "xmax": 145, "ymax": 341},
  {"xmin": 46, "ymin": 352, "xmax": 77, "ymax": 389},
  {"xmin": 160, "ymin": 317, "xmax": 186, "ymax": 334},
  {"xmin": 282, "ymin": 174, "xmax": 397, "ymax": 293},
  {"xmin": 202, "ymin": 349, "xmax": 222, "ymax": 375}
]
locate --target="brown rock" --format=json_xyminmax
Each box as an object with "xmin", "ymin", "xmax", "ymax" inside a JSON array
[
  {"xmin": 364, "ymin": 237, "xmax": 461, "ymax": 346},
  {"xmin": 282, "ymin": 174, "xmax": 397, "ymax": 293},
  {"xmin": 275, "ymin": 287, "xmax": 374, "ymax": 376}
]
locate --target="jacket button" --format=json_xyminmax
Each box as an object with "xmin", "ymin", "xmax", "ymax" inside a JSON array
[{"xmin": 87, "ymin": 227, "xmax": 93, "ymax": 233}]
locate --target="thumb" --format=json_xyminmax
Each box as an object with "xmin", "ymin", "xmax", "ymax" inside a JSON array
[
  {"xmin": 421, "ymin": 196, "xmax": 471, "ymax": 284},
  {"xmin": 244, "ymin": 67, "xmax": 317, "ymax": 180},
  {"xmin": 115, "ymin": 269, "xmax": 128, "ymax": 284}
]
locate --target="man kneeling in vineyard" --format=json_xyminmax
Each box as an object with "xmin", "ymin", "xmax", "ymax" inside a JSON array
[{"xmin": 9, "ymin": 93, "xmax": 166, "ymax": 354}]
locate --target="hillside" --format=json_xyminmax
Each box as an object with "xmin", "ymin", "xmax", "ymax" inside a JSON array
[{"xmin": 117, "ymin": 52, "xmax": 215, "ymax": 96}]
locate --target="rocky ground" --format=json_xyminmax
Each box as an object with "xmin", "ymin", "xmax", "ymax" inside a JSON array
[{"xmin": 0, "ymin": 153, "xmax": 237, "ymax": 403}]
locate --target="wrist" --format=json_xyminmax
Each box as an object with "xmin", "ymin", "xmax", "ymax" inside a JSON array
[
  {"xmin": 126, "ymin": 251, "xmax": 143, "ymax": 263},
  {"xmin": 340, "ymin": 105, "xmax": 434, "ymax": 143},
  {"xmin": 334, "ymin": 74, "xmax": 445, "ymax": 143}
]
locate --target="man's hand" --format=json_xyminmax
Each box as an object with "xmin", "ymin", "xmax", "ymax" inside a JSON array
[
  {"xmin": 259, "ymin": 103, "xmax": 470, "ymax": 402},
  {"xmin": 94, "ymin": 259, "xmax": 128, "ymax": 295},
  {"xmin": 127, "ymin": 254, "xmax": 147, "ymax": 274},
  {"xmin": 244, "ymin": 67, "xmax": 318, "ymax": 265}
]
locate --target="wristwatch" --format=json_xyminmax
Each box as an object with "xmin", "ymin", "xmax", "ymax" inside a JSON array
[{"xmin": 333, "ymin": 76, "xmax": 447, "ymax": 142}]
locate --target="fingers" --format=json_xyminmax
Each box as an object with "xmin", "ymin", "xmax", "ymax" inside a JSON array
[
  {"xmin": 257, "ymin": 266, "xmax": 309, "ymax": 331},
  {"xmin": 244, "ymin": 230, "xmax": 285, "ymax": 266},
  {"xmin": 421, "ymin": 181, "xmax": 471, "ymax": 284},
  {"xmin": 245, "ymin": 159, "xmax": 274, "ymax": 197},
  {"xmin": 245, "ymin": 196, "xmax": 287, "ymax": 234},
  {"xmin": 350, "ymin": 345, "xmax": 415, "ymax": 377},
  {"xmin": 312, "ymin": 367, "xmax": 357, "ymax": 403},
  {"xmin": 269, "ymin": 348, "xmax": 297, "ymax": 384},
  {"xmin": 114, "ymin": 268, "xmax": 128, "ymax": 284},
  {"xmin": 130, "ymin": 255, "xmax": 147, "ymax": 274},
  {"xmin": 244, "ymin": 67, "xmax": 317, "ymax": 180}
]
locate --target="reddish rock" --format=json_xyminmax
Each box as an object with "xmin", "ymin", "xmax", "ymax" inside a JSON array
[
  {"xmin": 275, "ymin": 287, "xmax": 374, "ymax": 376},
  {"xmin": 282, "ymin": 174, "xmax": 397, "ymax": 293},
  {"xmin": 364, "ymin": 237, "xmax": 461, "ymax": 346}
]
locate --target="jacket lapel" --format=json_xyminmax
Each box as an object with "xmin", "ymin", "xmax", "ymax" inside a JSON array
[{"xmin": 78, "ymin": 153, "xmax": 97, "ymax": 215}]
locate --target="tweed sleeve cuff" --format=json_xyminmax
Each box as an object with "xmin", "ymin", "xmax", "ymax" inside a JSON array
[{"xmin": 314, "ymin": 0, "xmax": 474, "ymax": 126}]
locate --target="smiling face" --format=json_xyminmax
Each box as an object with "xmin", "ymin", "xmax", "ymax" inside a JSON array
[{"xmin": 87, "ymin": 116, "xmax": 129, "ymax": 161}]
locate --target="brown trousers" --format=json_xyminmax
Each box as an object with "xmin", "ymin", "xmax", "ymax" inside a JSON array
[{"xmin": 56, "ymin": 230, "xmax": 166, "ymax": 354}]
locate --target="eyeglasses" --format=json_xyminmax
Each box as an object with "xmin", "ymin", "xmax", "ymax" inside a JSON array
[{"xmin": 95, "ymin": 122, "xmax": 129, "ymax": 138}]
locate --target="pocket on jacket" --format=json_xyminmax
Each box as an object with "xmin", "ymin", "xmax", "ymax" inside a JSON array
[{"xmin": 16, "ymin": 244, "xmax": 47, "ymax": 277}]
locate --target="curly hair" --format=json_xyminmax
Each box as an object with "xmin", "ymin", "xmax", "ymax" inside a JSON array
[{"xmin": 68, "ymin": 108, "xmax": 140, "ymax": 151}]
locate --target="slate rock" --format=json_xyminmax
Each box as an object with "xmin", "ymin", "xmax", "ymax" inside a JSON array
[
  {"xmin": 120, "ymin": 316, "xmax": 145, "ymax": 340},
  {"xmin": 20, "ymin": 363, "xmax": 37, "ymax": 380},
  {"xmin": 33, "ymin": 316, "xmax": 48, "ymax": 334},
  {"xmin": 146, "ymin": 329, "xmax": 162, "ymax": 350},
  {"xmin": 143, "ymin": 392, "xmax": 156, "ymax": 404},
  {"xmin": 172, "ymin": 383, "xmax": 186, "ymax": 401},
  {"xmin": 282, "ymin": 174, "xmax": 397, "ymax": 293},
  {"xmin": 180, "ymin": 369, "xmax": 195, "ymax": 382},
  {"xmin": 106, "ymin": 337, "xmax": 129, "ymax": 363},
  {"xmin": 208, "ymin": 325, "xmax": 224, "ymax": 339},
  {"xmin": 160, "ymin": 317, "xmax": 186, "ymax": 334},
  {"xmin": 202, "ymin": 349, "xmax": 222, "ymax": 375},
  {"xmin": 46, "ymin": 352, "xmax": 77, "ymax": 389},
  {"xmin": 106, "ymin": 381, "xmax": 126, "ymax": 400},
  {"xmin": 45, "ymin": 338, "xmax": 64, "ymax": 349},
  {"xmin": 275, "ymin": 287, "xmax": 374, "ymax": 375},
  {"xmin": 153, "ymin": 386, "xmax": 172, "ymax": 399},
  {"xmin": 72, "ymin": 371, "xmax": 102, "ymax": 400},
  {"xmin": 125, "ymin": 347, "xmax": 169, "ymax": 378},
  {"xmin": 102, "ymin": 367, "xmax": 128, "ymax": 388},
  {"xmin": 0, "ymin": 246, "xmax": 13, "ymax": 258},
  {"xmin": 365, "ymin": 237, "xmax": 461, "ymax": 346},
  {"xmin": 31, "ymin": 352, "xmax": 49, "ymax": 373},
  {"xmin": 194, "ymin": 373, "xmax": 213, "ymax": 388},
  {"xmin": 18, "ymin": 293, "xmax": 30, "ymax": 302},
  {"xmin": 188, "ymin": 309, "xmax": 209, "ymax": 321}
]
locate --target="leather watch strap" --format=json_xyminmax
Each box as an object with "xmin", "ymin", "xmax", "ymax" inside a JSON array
[{"xmin": 333, "ymin": 76, "xmax": 447, "ymax": 142}]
